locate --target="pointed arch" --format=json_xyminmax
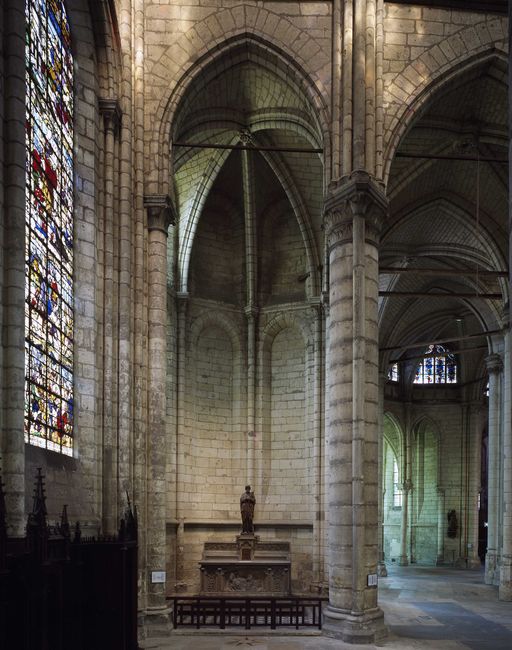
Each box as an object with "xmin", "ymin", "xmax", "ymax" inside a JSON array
[
  {"xmin": 146, "ymin": 33, "xmax": 330, "ymax": 196},
  {"xmin": 383, "ymin": 48, "xmax": 508, "ymax": 184},
  {"xmin": 171, "ymin": 37, "xmax": 326, "ymax": 295}
]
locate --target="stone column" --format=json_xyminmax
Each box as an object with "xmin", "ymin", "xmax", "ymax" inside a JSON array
[
  {"xmin": 399, "ymin": 405, "xmax": 412, "ymax": 566},
  {"xmin": 485, "ymin": 353, "xmax": 503, "ymax": 584},
  {"xmin": 468, "ymin": 406, "xmax": 484, "ymax": 569},
  {"xmin": 323, "ymin": 172, "xmax": 387, "ymax": 643},
  {"xmin": 499, "ymin": 315, "xmax": 512, "ymax": 600},
  {"xmin": 377, "ymin": 372, "xmax": 387, "ymax": 576},
  {"xmin": 175, "ymin": 292, "xmax": 188, "ymax": 591},
  {"xmin": 2, "ymin": 0, "xmax": 27, "ymax": 536},
  {"xmin": 506, "ymin": 2, "xmax": 512, "ymax": 600},
  {"xmin": 241, "ymin": 139, "xmax": 258, "ymax": 488},
  {"xmin": 98, "ymin": 99, "xmax": 121, "ymax": 534},
  {"xmin": 144, "ymin": 195, "xmax": 174, "ymax": 625},
  {"xmin": 399, "ymin": 481, "xmax": 412, "ymax": 566},
  {"xmin": 312, "ymin": 302, "xmax": 325, "ymax": 586},
  {"xmin": 502, "ymin": 5, "xmax": 512, "ymax": 600},
  {"xmin": 436, "ymin": 487, "xmax": 445, "ymax": 565}
]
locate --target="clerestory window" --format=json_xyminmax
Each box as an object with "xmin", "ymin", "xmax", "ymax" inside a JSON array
[
  {"xmin": 24, "ymin": 0, "xmax": 74, "ymax": 455},
  {"xmin": 414, "ymin": 344, "xmax": 457, "ymax": 385}
]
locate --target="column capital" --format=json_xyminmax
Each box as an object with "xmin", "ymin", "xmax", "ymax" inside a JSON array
[
  {"xmin": 402, "ymin": 479, "xmax": 413, "ymax": 493},
  {"xmin": 244, "ymin": 305, "xmax": 259, "ymax": 319},
  {"xmin": 486, "ymin": 353, "xmax": 503, "ymax": 374},
  {"xmin": 176, "ymin": 291, "xmax": 189, "ymax": 303},
  {"xmin": 98, "ymin": 97, "xmax": 122, "ymax": 132},
  {"xmin": 323, "ymin": 171, "xmax": 388, "ymax": 249},
  {"xmin": 176, "ymin": 292, "xmax": 189, "ymax": 317},
  {"xmin": 144, "ymin": 194, "xmax": 176, "ymax": 233}
]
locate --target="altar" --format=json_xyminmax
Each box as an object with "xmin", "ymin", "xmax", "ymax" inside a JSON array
[{"xmin": 199, "ymin": 533, "xmax": 291, "ymax": 596}]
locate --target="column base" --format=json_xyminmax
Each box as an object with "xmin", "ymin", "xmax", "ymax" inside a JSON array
[
  {"xmin": 398, "ymin": 556, "xmax": 408, "ymax": 566},
  {"xmin": 377, "ymin": 561, "xmax": 388, "ymax": 577},
  {"xmin": 485, "ymin": 551, "xmax": 497, "ymax": 585},
  {"xmin": 467, "ymin": 556, "xmax": 482, "ymax": 570},
  {"xmin": 323, "ymin": 605, "xmax": 387, "ymax": 644},
  {"xmin": 140, "ymin": 606, "xmax": 171, "ymax": 638},
  {"xmin": 499, "ymin": 557, "xmax": 512, "ymax": 601}
]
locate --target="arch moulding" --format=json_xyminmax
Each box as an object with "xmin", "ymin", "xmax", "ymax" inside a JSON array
[
  {"xmin": 145, "ymin": 24, "xmax": 331, "ymax": 195},
  {"xmin": 383, "ymin": 40, "xmax": 508, "ymax": 184}
]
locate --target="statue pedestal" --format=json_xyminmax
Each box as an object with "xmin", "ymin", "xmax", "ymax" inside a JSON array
[
  {"xmin": 236, "ymin": 533, "xmax": 259, "ymax": 560},
  {"xmin": 199, "ymin": 535, "xmax": 291, "ymax": 596}
]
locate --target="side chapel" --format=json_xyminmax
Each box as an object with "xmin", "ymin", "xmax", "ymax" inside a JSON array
[{"xmin": 0, "ymin": 0, "xmax": 511, "ymax": 644}]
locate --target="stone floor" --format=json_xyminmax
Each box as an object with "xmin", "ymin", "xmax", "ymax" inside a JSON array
[{"xmin": 141, "ymin": 566, "xmax": 512, "ymax": 649}]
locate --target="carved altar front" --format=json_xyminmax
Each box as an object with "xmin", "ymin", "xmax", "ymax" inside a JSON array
[{"xmin": 199, "ymin": 534, "xmax": 291, "ymax": 596}]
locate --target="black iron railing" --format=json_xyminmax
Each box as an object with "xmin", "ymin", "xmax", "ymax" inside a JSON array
[{"xmin": 171, "ymin": 595, "xmax": 327, "ymax": 630}]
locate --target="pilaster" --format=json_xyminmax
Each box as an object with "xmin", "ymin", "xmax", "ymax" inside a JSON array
[{"xmin": 322, "ymin": 172, "xmax": 387, "ymax": 643}]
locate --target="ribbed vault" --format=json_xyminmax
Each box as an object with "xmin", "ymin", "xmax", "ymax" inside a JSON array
[
  {"xmin": 171, "ymin": 40, "xmax": 324, "ymax": 299},
  {"xmin": 380, "ymin": 55, "xmax": 508, "ymax": 382}
]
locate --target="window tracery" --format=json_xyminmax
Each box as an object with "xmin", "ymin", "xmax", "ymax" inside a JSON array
[
  {"xmin": 24, "ymin": 0, "xmax": 74, "ymax": 455},
  {"xmin": 414, "ymin": 344, "xmax": 457, "ymax": 385}
]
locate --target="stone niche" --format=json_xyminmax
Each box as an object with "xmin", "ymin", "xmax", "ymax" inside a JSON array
[{"xmin": 199, "ymin": 534, "xmax": 291, "ymax": 595}]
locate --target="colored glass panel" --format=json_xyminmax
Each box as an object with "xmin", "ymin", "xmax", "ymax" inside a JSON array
[
  {"xmin": 414, "ymin": 345, "xmax": 457, "ymax": 385},
  {"xmin": 25, "ymin": 0, "xmax": 73, "ymax": 455}
]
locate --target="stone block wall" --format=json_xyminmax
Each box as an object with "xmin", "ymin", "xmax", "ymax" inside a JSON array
[
  {"xmin": 181, "ymin": 321, "xmax": 244, "ymax": 519},
  {"xmin": 384, "ymin": 395, "xmax": 487, "ymax": 567},
  {"xmin": 261, "ymin": 325, "xmax": 310, "ymax": 520},
  {"xmin": 168, "ymin": 299, "xmax": 318, "ymax": 592}
]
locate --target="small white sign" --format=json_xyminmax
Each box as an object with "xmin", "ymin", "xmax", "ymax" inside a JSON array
[
  {"xmin": 151, "ymin": 571, "xmax": 166, "ymax": 584},
  {"xmin": 367, "ymin": 573, "xmax": 378, "ymax": 587}
]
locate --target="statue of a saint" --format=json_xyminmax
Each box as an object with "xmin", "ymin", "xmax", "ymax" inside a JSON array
[{"xmin": 240, "ymin": 485, "xmax": 255, "ymax": 534}]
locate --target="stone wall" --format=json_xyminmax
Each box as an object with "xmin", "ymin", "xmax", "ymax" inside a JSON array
[
  {"xmin": 168, "ymin": 299, "xmax": 319, "ymax": 592},
  {"xmin": 384, "ymin": 393, "xmax": 488, "ymax": 567}
]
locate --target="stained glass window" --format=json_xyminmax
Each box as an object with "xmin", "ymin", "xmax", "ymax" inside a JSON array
[
  {"xmin": 24, "ymin": 0, "xmax": 74, "ymax": 455},
  {"xmin": 388, "ymin": 363, "xmax": 399, "ymax": 382},
  {"xmin": 414, "ymin": 345, "xmax": 457, "ymax": 385}
]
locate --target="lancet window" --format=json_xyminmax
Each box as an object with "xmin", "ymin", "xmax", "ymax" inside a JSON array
[
  {"xmin": 393, "ymin": 458, "xmax": 402, "ymax": 508},
  {"xmin": 24, "ymin": 0, "xmax": 74, "ymax": 455}
]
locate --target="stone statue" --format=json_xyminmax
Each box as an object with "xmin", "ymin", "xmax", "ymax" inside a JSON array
[{"xmin": 240, "ymin": 485, "xmax": 255, "ymax": 534}]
